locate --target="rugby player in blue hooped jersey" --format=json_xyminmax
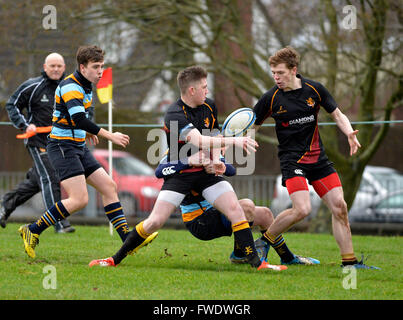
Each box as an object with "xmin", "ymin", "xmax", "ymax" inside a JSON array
[
  {"xmin": 18, "ymin": 46, "xmax": 131, "ymax": 258},
  {"xmin": 253, "ymin": 46, "xmax": 379, "ymax": 269}
]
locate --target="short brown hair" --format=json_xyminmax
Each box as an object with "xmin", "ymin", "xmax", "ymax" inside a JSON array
[
  {"xmin": 269, "ymin": 46, "xmax": 300, "ymax": 69},
  {"xmin": 177, "ymin": 65, "xmax": 208, "ymax": 94},
  {"xmin": 76, "ymin": 45, "xmax": 104, "ymax": 68}
]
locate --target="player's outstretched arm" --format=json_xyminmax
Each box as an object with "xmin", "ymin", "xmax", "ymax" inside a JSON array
[
  {"xmin": 97, "ymin": 128, "xmax": 130, "ymax": 148},
  {"xmin": 185, "ymin": 128, "xmax": 258, "ymax": 154},
  {"xmin": 330, "ymin": 108, "xmax": 361, "ymax": 156},
  {"xmin": 70, "ymin": 112, "xmax": 129, "ymax": 148}
]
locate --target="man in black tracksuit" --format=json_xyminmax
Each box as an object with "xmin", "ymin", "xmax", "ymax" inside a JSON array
[{"xmin": 0, "ymin": 53, "xmax": 74, "ymax": 232}]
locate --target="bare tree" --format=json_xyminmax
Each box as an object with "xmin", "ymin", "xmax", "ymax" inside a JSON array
[{"xmin": 84, "ymin": 0, "xmax": 402, "ymax": 225}]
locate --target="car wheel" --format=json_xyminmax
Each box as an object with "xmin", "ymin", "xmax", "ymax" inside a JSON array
[{"xmin": 118, "ymin": 193, "xmax": 138, "ymax": 217}]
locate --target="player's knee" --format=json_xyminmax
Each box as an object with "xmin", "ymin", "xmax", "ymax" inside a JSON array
[
  {"xmin": 239, "ymin": 199, "xmax": 255, "ymax": 221},
  {"xmin": 254, "ymin": 206, "xmax": 274, "ymax": 229},
  {"xmin": 105, "ymin": 178, "xmax": 118, "ymax": 195},
  {"xmin": 293, "ymin": 203, "xmax": 311, "ymax": 221},
  {"xmin": 263, "ymin": 207, "xmax": 274, "ymax": 224},
  {"xmin": 222, "ymin": 200, "xmax": 245, "ymax": 222},
  {"xmin": 332, "ymin": 198, "xmax": 348, "ymax": 222}
]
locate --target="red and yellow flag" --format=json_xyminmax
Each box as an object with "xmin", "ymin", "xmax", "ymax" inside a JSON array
[{"xmin": 96, "ymin": 67, "xmax": 112, "ymax": 103}]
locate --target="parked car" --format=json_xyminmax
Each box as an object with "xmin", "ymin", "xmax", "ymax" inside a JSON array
[
  {"xmin": 92, "ymin": 149, "xmax": 162, "ymax": 216},
  {"xmin": 349, "ymin": 189, "xmax": 403, "ymax": 223},
  {"xmin": 270, "ymin": 166, "xmax": 403, "ymax": 222}
]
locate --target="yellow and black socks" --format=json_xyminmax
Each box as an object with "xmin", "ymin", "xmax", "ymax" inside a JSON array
[
  {"xmin": 29, "ymin": 201, "xmax": 70, "ymax": 235},
  {"xmin": 112, "ymin": 221, "xmax": 151, "ymax": 265},
  {"xmin": 233, "ymin": 221, "xmax": 253, "ymax": 258},
  {"xmin": 232, "ymin": 220, "xmax": 261, "ymax": 267},
  {"xmin": 262, "ymin": 231, "xmax": 294, "ymax": 262},
  {"xmin": 341, "ymin": 253, "xmax": 358, "ymax": 266},
  {"xmin": 233, "ymin": 241, "xmax": 244, "ymax": 258},
  {"xmin": 105, "ymin": 202, "xmax": 130, "ymax": 242}
]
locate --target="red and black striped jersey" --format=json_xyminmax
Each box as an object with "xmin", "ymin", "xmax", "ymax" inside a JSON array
[{"xmin": 254, "ymin": 74, "xmax": 337, "ymax": 165}]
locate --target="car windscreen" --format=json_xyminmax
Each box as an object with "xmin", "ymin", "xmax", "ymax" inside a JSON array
[
  {"xmin": 111, "ymin": 156, "xmax": 154, "ymax": 176},
  {"xmin": 371, "ymin": 172, "xmax": 403, "ymax": 191},
  {"xmin": 377, "ymin": 193, "xmax": 403, "ymax": 209}
]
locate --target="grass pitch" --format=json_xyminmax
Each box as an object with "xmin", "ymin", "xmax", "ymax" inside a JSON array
[{"xmin": 0, "ymin": 223, "xmax": 401, "ymax": 300}]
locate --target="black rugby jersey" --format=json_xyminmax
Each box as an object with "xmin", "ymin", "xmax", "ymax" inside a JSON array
[
  {"xmin": 163, "ymin": 97, "xmax": 219, "ymax": 162},
  {"xmin": 254, "ymin": 74, "xmax": 337, "ymax": 165}
]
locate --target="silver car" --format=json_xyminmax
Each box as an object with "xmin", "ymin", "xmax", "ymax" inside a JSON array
[
  {"xmin": 349, "ymin": 189, "xmax": 403, "ymax": 223},
  {"xmin": 270, "ymin": 166, "xmax": 403, "ymax": 221}
]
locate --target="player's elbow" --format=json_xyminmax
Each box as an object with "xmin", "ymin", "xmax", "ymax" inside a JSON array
[{"xmin": 330, "ymin": 107, "xmax": 344, "ymax": 122}]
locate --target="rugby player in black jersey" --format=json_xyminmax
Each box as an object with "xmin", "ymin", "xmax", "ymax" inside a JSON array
[
  {"xmin": 89, "ymin": 66, "xmax": 277, "ymax": 270},
  {"xmin": 253, "ymin": 47, "xmax": 378, "ymax": 269}
]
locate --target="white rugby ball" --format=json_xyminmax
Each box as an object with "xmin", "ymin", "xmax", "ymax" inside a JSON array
[{"xmin": 221, "ymin": 107, "xmax": 256, "ymax": 137}]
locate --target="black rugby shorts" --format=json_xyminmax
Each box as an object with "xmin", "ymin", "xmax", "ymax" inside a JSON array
[
  {"xmin": 281, "ymin": 160, "xmax": 336, "ymax": 187},
  {"xmin": 47, "ymin": 142, "xmax": 101, "ymax": 181},
  {"xmin": 161, "ymin": 170, "xmax": 226, "ymax": 194},
  {"xmin": 185, "ymin": 207, "xmax": 232, "ymax": 241}
]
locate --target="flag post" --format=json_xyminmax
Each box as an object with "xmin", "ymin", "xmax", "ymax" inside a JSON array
[
  {"xmin": 108, "ymin": 99, "xmax": 113, "ymax": 236},
  {"xmin": 96, "ymin": 67, "xmax": 114, "ymax": 236}
]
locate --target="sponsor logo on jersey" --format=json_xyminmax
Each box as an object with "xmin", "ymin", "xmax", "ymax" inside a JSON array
[
  {"xmin": 204, "ymin": 117, "xmax": 210, "ymax": 128},
  {"xmin": 281, "ymin": 115, "xmax": 315, "ymax": 127}
]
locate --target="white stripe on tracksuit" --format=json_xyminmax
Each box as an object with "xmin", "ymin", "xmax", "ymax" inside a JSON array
[{"xmin": 28, "ymin": 146, "xmax": 55, "ymax": 210}]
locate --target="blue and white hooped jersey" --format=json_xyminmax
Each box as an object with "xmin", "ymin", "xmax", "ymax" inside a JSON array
[{"xmin": 49, "ymin": 70, "xmax": 93, "ymax": 146}]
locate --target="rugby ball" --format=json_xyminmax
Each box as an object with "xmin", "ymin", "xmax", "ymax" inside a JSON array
[{"xmin": 221, "ymin": 107, "xmax": 256, "ymax": 137}]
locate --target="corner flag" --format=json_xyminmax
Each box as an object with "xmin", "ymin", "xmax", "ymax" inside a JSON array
[{"xmin": 96, "ymin": 67, "xmax": 112, "ymax": 103}]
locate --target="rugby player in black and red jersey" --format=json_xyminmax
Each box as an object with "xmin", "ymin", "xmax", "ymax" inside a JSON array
[
  {"xmin": 89, "ymin": 66, "xmax": 279, "ymax": 271},
  {"xmin": 253, "ymin": 46, "xmax": 378, "ymax": 269}
]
